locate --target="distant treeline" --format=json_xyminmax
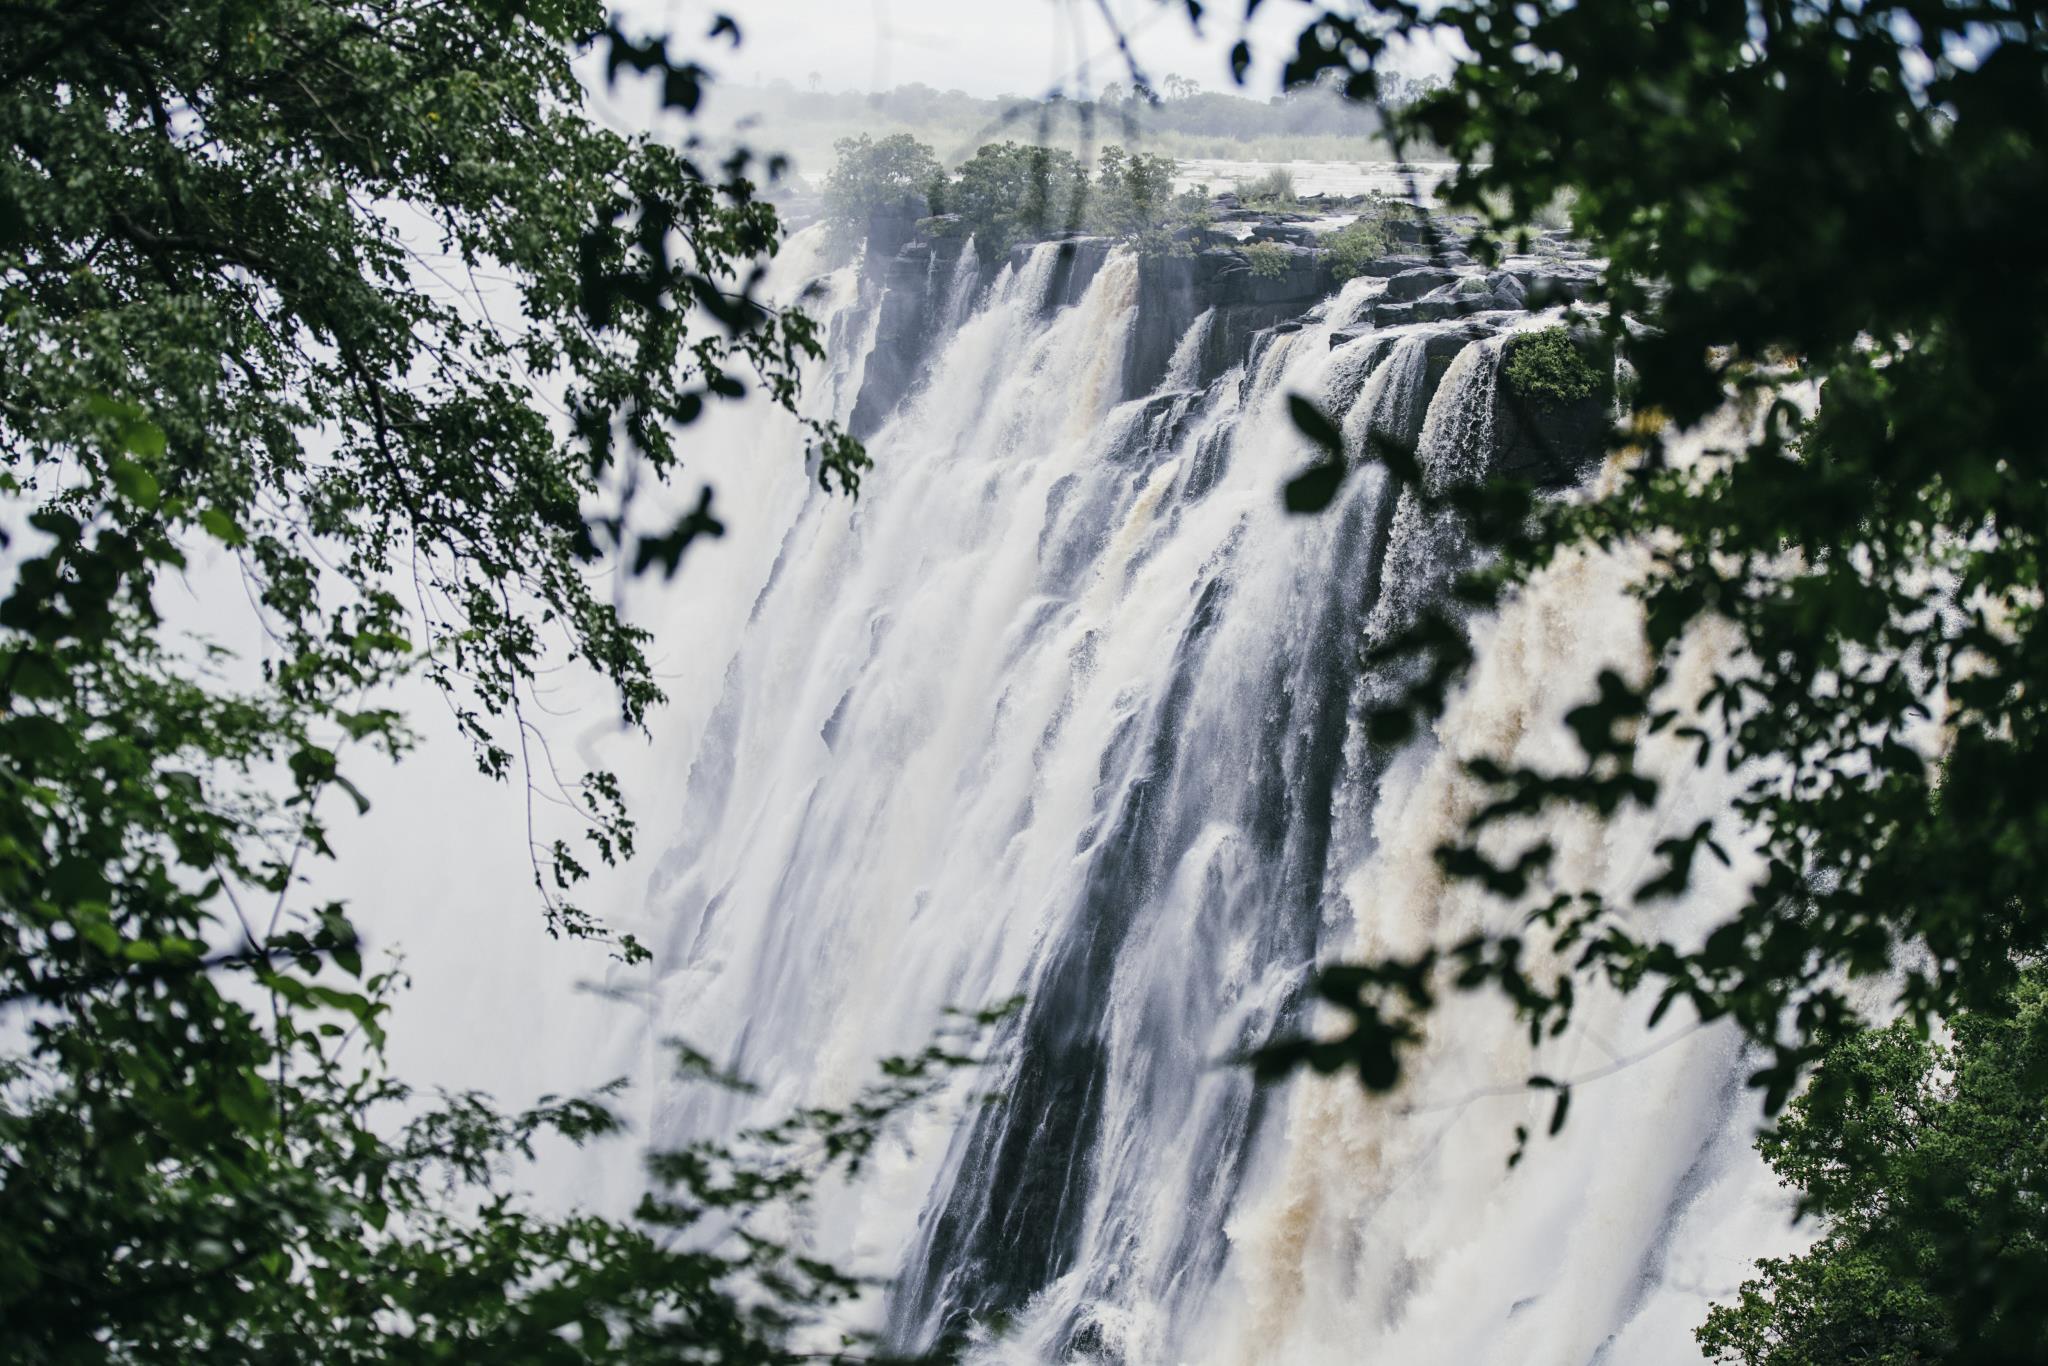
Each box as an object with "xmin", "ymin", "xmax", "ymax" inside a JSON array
[
  {"xmin": 823, "ymin": 134, "xmax": 1211, "ymax": 261},
  {"xmin": 822, "ymin": 132, "xmax": 1404, "ymax": 268},
  {"xmin": 707, "ymin": 76, "xmax": 1445, "ymax": 171}
]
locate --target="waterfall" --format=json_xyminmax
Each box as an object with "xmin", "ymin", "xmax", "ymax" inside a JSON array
[
  {"xmin": 633, "ymin": 227, "xmax": 1793, "ymax": 1364},
  {"xmin": 1161, "ymin": 307, "xmax": 1215, "ymax": 390},
  {"xmin": 940, "ymin": 237, "xmax": 982, "ymax": 332}
]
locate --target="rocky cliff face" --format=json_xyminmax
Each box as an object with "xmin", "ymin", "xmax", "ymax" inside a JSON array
[
  {"xmin": 841, "ymin": 206, "xmax": 1617, "ymax": 482},
  {"xmin": 845, "ymin": 206, "xmax": 970, "ymax": 440},
  {"xmin": 1120, "ymin": 247, "xmax": 1338, "ymax": 397}
]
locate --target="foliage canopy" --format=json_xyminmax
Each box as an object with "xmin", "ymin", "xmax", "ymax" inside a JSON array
[
  {"xmin": 944, "ymin": 141, "xmax": 1092, "ymax": 260},
  {"xmin": 1255, "ymin": 0, "xmax": 2048, "ymax": 1130},
  {"xmin": 1697, "ymin": 970, "xmax": 2048, "ymax": 1363},
  {"xmin": 0, "ymin": 1, "xmax": 920, "ymax": 1359},
  {"xmin": 1231, "ymin": 6, "xmax": 2048, "ymax": 1350},
  {"xmin": 821, "ymin": 131, "xmax": 946, "ymax": 249}
]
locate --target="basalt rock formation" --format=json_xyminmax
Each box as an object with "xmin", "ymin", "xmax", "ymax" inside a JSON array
[{"xmin": 844, "ymin": 201, "xmax": 1620, "ymax": 486}]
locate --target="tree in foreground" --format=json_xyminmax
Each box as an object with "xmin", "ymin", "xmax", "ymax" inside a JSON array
[
  {"xmin": 1697, "ymin": 969, "xmax": 2048, "ymax": 1364},
  {"xmin": 1248, "ymin": 0, "xmax": 2048, "ymax": 1127},
  {"xmin": 1227, "ymin": 1, "xmax": 2045, "ymax": 1356},
  {"xmin": 0, "ymin": 1, "xmax": 933, "ymax": 1359}
]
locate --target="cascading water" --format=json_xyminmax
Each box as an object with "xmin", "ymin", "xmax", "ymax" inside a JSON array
[{"xmin": 634, "ymin": 226, "xmax": 1799, "ymax": 1364}]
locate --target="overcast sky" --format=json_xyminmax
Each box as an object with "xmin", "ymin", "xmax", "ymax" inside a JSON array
[{"xmin": 618, "ymin": 1, "xmax": 1450, "ymax": 101}]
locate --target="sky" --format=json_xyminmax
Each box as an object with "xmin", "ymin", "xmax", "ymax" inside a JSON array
[{"xmin": 616, "ymin": 0, "xmax": 1448, "ymax": 102}]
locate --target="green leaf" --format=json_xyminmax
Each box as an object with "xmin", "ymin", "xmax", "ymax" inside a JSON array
[
  {"xmin": 199, "ymin": 507, "xmax": 247, "ymax": 546},
  {"xmin": 333, "ymin": 772, "xmax": 371, "ymax": 815},
  {"xmin": 1286, "ymin": 392, "xmax": 1344, "ymax": 458},
  {"xmin": 123, "ymin": 419, "xmax": 166, "ymax": 461},
  {"xmin": 108, "ymin": 458, "xmax": 160, "ymax": 507},
  {"xmin": 1282, "ymin": 461, "xmax": 1347, "ymax": 513}
]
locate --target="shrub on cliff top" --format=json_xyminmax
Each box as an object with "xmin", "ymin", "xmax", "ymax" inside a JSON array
[
  {"xmin": 1094, "ymin": 145, "xmax": 1211, "ymax": 257},
  {"xmin": 1234, "ymin": 165, "xmax": 1298, "ymax": 208},
  {"xmin": 1241, "ymin": 240, "xmax": 1293, "ymax": 277},
  {"xmin": 1322, "ymin": 205, "xmax": 1393, "ymax": 281},
  {"xmin": 1092, "ymin": 144, "xmax": 1177, "ymax": 237},
  {"xmin": 1503, "ymin": 326, "xmax": 1603, "ymax": 410},
  {"xmin": 946, "ymin": 140, "xmax": 1090, "ymax": 261}
]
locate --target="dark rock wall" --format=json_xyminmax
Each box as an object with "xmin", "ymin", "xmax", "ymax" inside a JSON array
[
  {"xmin": 842, "ymin": 212, "xmax": 1622, "ymax": 482},
  {"xmin": 1038, "ymin": 238, "xmax": 1114, "ymax": 314},
  {"xmin": 847, "ymin": 230, "xmax": 976, "ymax": 440},
  {"xmin": 1122, "ymin": 248, "xmax": 1337, "ymax": 398}
]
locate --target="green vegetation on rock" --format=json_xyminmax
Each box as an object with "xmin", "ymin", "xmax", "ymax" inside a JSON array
[
  {"xmin": 1322, "ymin": 207, "xmax": 1395, "ymax": 281},
  {"xmin": 1502, "ymin": 327, "xmax": 1604, "ymax": 410},
  {"xmin": 1234, "ymin": 166, "xmax": 1298, "ymax": 209},
  {"xmin": 1095, "ymin": 144, "xmax": 1209, "ymax": 253},
  {"xmin": 1241, "ymin": 241, "xmax": 1294, "ymax": 277},
  {"xmin": 944, "ymin": 141, "xmax": 1090, "ymax": 258}
]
